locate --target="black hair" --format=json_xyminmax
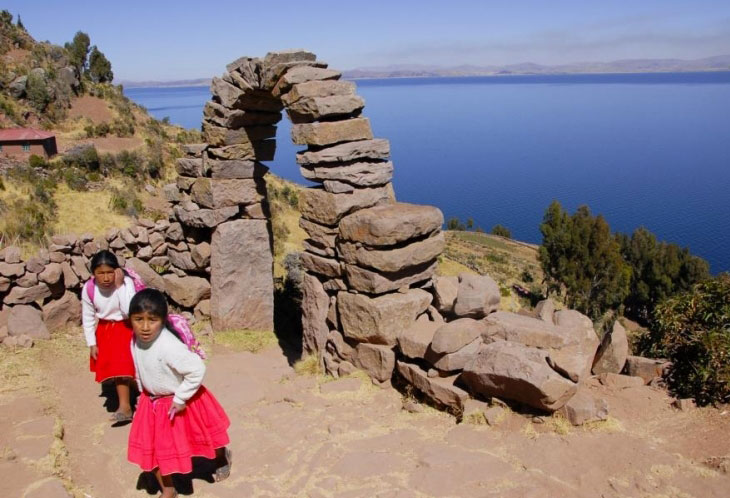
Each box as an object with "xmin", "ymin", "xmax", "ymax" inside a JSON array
[
  {"xmin": 90, "ymin": 250, "xmax": 121, "ymax": 272},
  {"xmin": 129, "ymin": 288, "xmax": 168, "ymax": 320}
]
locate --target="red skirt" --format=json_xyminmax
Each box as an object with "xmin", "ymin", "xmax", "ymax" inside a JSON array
[
  {"xmin": 127, "ymin": 386, "xmax": 230, "ymax": 476},
  {"xmin": 89, "ymin": 319, "xmax": 135, "ymax": 383}
]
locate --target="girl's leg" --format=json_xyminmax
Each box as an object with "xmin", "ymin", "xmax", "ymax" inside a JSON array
[
  {"xmin": 154, "ymin": 469, "xmax": 176, "ymax": 498},
  {"xmin": 214, "ymin": 447, "xmax": 232, "ymax": 482},
  {"xmin": 115, "ymin": 378, "xmax": 132, "ymax": 416}
]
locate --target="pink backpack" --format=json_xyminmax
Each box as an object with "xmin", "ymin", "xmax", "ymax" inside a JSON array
[{"xmin": 85, "ymin": 268, "xmax": 207, "ymax": 359}]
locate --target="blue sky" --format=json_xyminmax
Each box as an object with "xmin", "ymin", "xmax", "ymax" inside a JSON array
[{"xmin": 6, "ymin": 1, "xmax": 730, "ymax": 81}]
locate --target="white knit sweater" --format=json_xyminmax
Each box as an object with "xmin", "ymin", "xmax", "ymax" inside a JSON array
[
  {"xmin": 81, "ymin": 276, "xmax": 137, "ymax": 347},
  {"xmin": 131, "ymin": 328, "xmax": 206, "ymax": 406}
]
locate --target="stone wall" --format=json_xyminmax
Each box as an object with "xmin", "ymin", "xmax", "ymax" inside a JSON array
[{"xmin": 0, "ymin": 219, "xmax": 212, "ymax": 346}]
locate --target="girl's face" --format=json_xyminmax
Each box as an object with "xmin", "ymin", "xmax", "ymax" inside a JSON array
[
  {"xmin": 131, "ymin": 311, "xmax": 165, "ymax": 344},
  {"xmin": 93, "ymin": 264, "xmax": 116, "ymax": 289}
]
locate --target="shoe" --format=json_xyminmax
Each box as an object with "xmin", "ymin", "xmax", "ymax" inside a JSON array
[
  {"xmin": 110, "ymin": 411, "xmax": 133, "ymax": 423},
  {"xmin": 214, "ymin": 448, "xmax": 232, "ymax": 482}
]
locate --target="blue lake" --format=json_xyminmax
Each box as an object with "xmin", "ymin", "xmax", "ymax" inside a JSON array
[{"xmin": 125, "ymin": 72, "xmax": 730, "ymax": 273}]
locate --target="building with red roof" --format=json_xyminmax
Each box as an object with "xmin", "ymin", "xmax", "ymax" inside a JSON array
[{"xmin": 0, "ymin": 128, "xmax": 58, "ymax": 159}]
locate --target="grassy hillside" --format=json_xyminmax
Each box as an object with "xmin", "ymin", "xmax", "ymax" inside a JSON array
[{"xmin": 0, "ymin": 12, "xmax": 201, "ymax": 253}]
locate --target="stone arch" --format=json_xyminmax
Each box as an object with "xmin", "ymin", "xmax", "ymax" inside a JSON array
[{"xmin": 172, "ymin": 50, "xmax": 445, "ymax": 374}]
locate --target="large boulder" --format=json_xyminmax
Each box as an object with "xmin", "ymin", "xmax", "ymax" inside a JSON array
[
  {"xmin": 558, "ymin": 388, "xmax": 609, "ymax": 426},
  {"xmin": 338, "ymin": 289, "xmax": 431, "ymax": 346},
  {"xmin": 301, "ymin": 273, "xmax": 330, "ymax": 357},
  {"xmin": 174, "ymin": 205, "xmax": 239, "ymax": 228},
  {"xmin": 354, "ymin": 343, "xmax": 395, "ymax": 382},
  {"xmin": 338, "ymin": 202, "xmax": 443, "ymax": 246},
  {"xmin": 4, "ymin": 284, "xmax": 51, "ymax": 305},
  {"xmin": 432, "ymin": 275, "xmax": 459, "ymax": 314},
  {"xmin": 190, "ymin": 178, "xmax": 263, "ymax": 208},
  {"xmin": 287, "ymin": 94, "xmax": 365, "ymax": 123},
  {"xmin": 125, "ymin": 258, "xmax": 165, "ymax": 291},
  {"xmin": 592, "ymin": 321, "xmax": 629, "ymax": 375},
  {"xmin": 42, "ymin": 292, "xmax": 81, "ymax": 332},
  {"xmin": 337, "ymin": 232, "xmax": 443, "ymax": 273},
  {"xmin": 9, "ymin": 75, "xmax": 27, "ymax": 98},
  {"xmin": 462, "ymin": 341, "xmax": 577, "ymax": 412},
  {"xmin": 483, "ymin": 311, "xmax": 579, "ymax": 349},
  {"xmin": 38, "ymin": 263, "xmax": 63, "ymax": 285},
  {"xmin": 163, "ymin": 274, "xmax": 211, "ymax": 308},
  {"xmin": 397, "ymin": 314, "xmax": 440, "ymax": 360},
  {"xmin": 291, "ymin": 117, "xmax": 373, "ymax": 146},
  {"xmin": 297, "ymin": 138, "xmax": 390, "ymax": 165},
  {"xmin": 343, "ymin": 260, "xmax": 438, "ymax": 295},
  {"xmin": 7, "ymin": 305, "xmax": 49, "ymax": 339},
  {"xmin": 624, "ymin": 355, "xmax": 671, "ymax": 384},
  {"xmin": 396, "ymin": 361, "xmax": 469, "ymax": 412},
  {"xmin": 430, "ymin": 318, "xmax": 488, "ymax": 355},
  {"xmin": 453, "ymin": 273, "xmax": 501, "ymax": 318},
  {"xmin": 299, "ymin": 185, "xmax": 393, "ymax": 226},
  {"xmin": 210, "ymin": 219, "xmax": 273, "ymax": 331},
  {"xmin": 300, "ymin": 161, "xmax": 393, "ymax": 188},
  {"xmin": 430, "ymin": 337, "xmax": 482, "ymax": 372}
]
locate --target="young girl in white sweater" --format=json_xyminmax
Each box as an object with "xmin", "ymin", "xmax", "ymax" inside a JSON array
[
  {"xmin": 127, "ymin": 288, "xmax": 231, "ymax": 497},
  {"xmin": 82, "ymin": 250, "xmax": 138, "ymax": 422}
]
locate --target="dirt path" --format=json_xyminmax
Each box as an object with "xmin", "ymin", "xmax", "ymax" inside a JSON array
[{"xmin": 2, "ymin": 332, "xmax": 730, "ymax": 497}]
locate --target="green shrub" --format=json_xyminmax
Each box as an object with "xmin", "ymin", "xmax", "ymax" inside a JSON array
[
  {"xmin": 446, "ymin": 217, "xmax": 466, "ymax": 231},
  {"xmin": 108, "ymin": 186, "xmax": 143, "ymax": 216},
  {"xmin": 116, "ymin": 150, "xmax": 143, "ymax": 178},
  {"xmin": 63, "ymin": 144, "xmax": 99, "ymax": 171},
  {"xmin": 1, "ymin": 199, "xmax": 52, "ymax": 242},
  {"xmin": 640, "ymin": 274, "xmax": 730, "ymax": 405},
  {"xmin": 28, "ymin": 154, "xmax": 47, "ymax": 169},
  {"xmin": 25, "ymin": 71, "xmax": 51, "ymax": 112},
  {"xmin": 491, "ymin": 224, "xmax": 512, "ymax": 238},
  {"xmin": 63, "ymin": 167, "xmax": 89, "ymax": 191}
]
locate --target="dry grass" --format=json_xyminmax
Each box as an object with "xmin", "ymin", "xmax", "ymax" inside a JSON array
[
  {"xmin": 582, "ymin": 415, "xmax": 624, "ymax": 433},
  {"xmin": 521, "ymin": 421, "xmax": 539, "ymax": 439},
  {"xmin": 436, "ymin": 256, "xmax": 475, "ymax": 277},
  {"xmin": 464, "ymin": 411, "xmax": 487, "ymax": 425},
  {"xmin": 52, "ymin": 183, "xmax": 132, "ymax": 237},
  {"xmin": 443, "ymin": 230, "xmax": 543, "ymax": 299},
  {"xmin": 210, "ymin": 329, "xmax": 279, "ymax": 353},
  {"xmin": 294, "ymin": 355, "xmax": 322, "ymax": 376},
  {"xmin": 544, "ymin": 413, "xmax": 572, "ymax": 435}
]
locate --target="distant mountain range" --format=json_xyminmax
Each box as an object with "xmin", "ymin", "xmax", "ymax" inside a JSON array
[{"xmin": 121, "ymin": 54, "xmax": 730, "ymax": 87}]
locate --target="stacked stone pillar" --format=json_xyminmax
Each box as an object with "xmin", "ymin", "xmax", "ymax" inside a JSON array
[{"xmin": 169, "ymin": 51, "xmax": 446, "ymax": 386}]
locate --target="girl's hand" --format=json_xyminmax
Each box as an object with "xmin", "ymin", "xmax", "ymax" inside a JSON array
[
  {"xmin": 90, "ymin": 345, "xmax": 99, "ymax": 360},
  {"xmin": 168, "ymin": 402, "xmax": 185, "ymax": 421},
  {"xmin": 114, "ymin": 268, "xmax": 125, "ymax": 288}
]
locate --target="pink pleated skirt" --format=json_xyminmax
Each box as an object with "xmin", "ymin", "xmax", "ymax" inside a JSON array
[{"xmin": 127, "ymin": 386, "xmax": 230, "ymax": 476}]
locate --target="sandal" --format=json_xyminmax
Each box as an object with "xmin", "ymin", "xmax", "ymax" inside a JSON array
[
  {"xmin": 110, "ymin": 411, "xmax": 133, "ymax": 423},
  {"xmin": 214, "ymin": 448, "xmax": 232, "ymax": 482}
]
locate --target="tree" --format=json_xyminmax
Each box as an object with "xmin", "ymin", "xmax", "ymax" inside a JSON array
[
  {"xmin": 491, "ymin": 224, "xmax": 511, "ymax": 238},
  {"xmin": 641, "ymin": 274, "xmax": 730, "ymax": 405},
  {"xmin": 65, "ymin": 31, "xmax": 90, "ymax": 74},
  {"xmin": 466, "ymin": 217, "xmax": 474, "ymax": 230},
  {"xmin": 620, "ymin": 227, "xmax": 709, "ymax": 323},
  {"xmin": 538, "ymin": 201, "xmax": 630, "ymax": 318},
  {"xmin": 446, "ymin": 217, "xmax": 466, "ymax": 231},
  {"xmin": 16, "ymin": 14, "xmax": 24, "ymax": 30},
  {"xmin": 88, "ymin": 45, "xmax": 113, "ymax": 83}
]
